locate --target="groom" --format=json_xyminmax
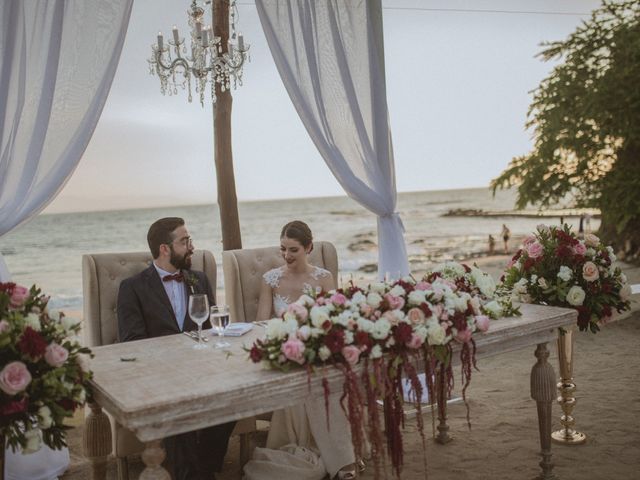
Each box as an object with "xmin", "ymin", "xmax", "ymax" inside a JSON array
[{"xmin": 117, "ymin": 217, "xmax": 234, "ymax": 480}]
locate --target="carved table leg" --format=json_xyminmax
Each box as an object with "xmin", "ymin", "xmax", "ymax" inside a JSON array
[
  {"xmin": 83, "ymin": 401, "xmax": 112, "ymax": 480},
  {"xmin": 140, "ymin": 440, "xmax": 171, "ymax": 480},
  {"xmin": 530, "ymin": 343, "xmax": 557, "ymax": 480},
  {"xmin": 435, "ymin": 363, "xmax": 451, "ymax": 444}
]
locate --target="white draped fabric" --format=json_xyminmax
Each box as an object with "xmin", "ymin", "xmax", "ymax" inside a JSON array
[
  {"xmin": 256, "ymin": 0, "xmax": 409, "ymax": 278},
  {"xmin": 0, "ymin": 0, "xmax": 133, "ymax": 282}
]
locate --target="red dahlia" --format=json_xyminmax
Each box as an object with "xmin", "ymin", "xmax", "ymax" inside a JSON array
[{"xmin": 18, "ymin": 327, "xmax": 48, "ymax": 358}]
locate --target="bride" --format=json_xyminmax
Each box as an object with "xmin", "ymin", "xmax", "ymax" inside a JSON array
[{"xmin": 243, "ymin": 221, "xmax": 358, "ymax": 480}]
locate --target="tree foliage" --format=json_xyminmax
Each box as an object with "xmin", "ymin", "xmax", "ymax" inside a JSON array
[{"xmin": 492, "ymin": 0, "xmax": 640, "ymax": 259}]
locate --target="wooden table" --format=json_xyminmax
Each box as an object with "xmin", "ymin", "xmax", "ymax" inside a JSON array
[{"xmin": 84, "ymin": 304, "xmax": 575, "ymax": 480}]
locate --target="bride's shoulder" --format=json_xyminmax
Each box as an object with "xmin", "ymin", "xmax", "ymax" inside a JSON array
[
  {"xmin": 310, "ymin": 266, "xmax": 331, "ymax": 280},
  {"xmin": 263, "ymin": 266, "xmax": 285, "ymax": 287}
]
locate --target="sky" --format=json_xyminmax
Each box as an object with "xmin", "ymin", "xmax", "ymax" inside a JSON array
[{"xmin": 44, "ymin": 0, "xmax": 602, "ymax": 214}]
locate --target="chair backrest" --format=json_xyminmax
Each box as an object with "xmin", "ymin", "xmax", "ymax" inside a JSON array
[
  {"xmin": 222, "ymin": 241, "xmax": 338, "ymax": 323},
  {"xmin": 82, "ymin": 249, "xmax": 216, "ymax": 347}
]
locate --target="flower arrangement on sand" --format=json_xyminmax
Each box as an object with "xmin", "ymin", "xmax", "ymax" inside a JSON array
[
  {"xmin": 248, "ymin": 262, "xmax": 515, "ymax": 478},
  {"xmin": 499, "ymin": 224, "xmax": 631, "ymax": 332},
  {"xmin": 0, "ymin": 282, "xmax": 92, "ymax": 454}
]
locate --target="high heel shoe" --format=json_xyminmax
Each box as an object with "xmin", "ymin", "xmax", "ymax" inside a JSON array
[
  {"xmin": 335, "ymin": 468, "xmax": 356, "ymax": 480},
  {"xmin": 356, "ymin": 458, "xmax": 366, "ymax": 473}
]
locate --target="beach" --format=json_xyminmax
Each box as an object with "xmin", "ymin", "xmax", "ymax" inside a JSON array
[{"xmin": 61, "ymin": 252, "xmax": 640, "ymax": 480}]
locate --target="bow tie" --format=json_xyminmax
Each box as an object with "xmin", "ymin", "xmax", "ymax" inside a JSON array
[{"xmin": 162, "ymin": 273, "xmax": 184, "ymax": 283}]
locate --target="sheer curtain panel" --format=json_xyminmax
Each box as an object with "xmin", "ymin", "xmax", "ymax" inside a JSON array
[
  {"xmin": 256, "ymin": 0, "xmax": 409, "ymax": 278},
  {"xmin": 0, "ymin": 0, "xmax": 133, "ymax": 281}
]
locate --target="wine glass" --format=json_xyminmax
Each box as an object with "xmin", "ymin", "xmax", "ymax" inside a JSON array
[
  {"xmin": 210, "ymin": 304, "xmax": 231, "ymax": 348},
  {"xmin": 188, "ymin": 294, "xmax": 209, "ymax": 350}
]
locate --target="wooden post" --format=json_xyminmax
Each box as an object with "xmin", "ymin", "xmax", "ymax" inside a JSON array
[{"xmin": 213, "ymin": 0, "xmax": 242, "ymax": 251}]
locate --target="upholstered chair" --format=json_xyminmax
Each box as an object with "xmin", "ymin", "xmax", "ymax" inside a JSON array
[
  {"xmin": 222, "ymin": 241, "xmax": 338, "ymax": 323},
  {"xmin": 82, "ymin": 249, "xmax": 255, "ymax": 479}
]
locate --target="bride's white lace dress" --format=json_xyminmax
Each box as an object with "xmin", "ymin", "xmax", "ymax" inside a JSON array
[{"xmin": 243, "ymin": 266, "xmax": 355, "ymax": 480}]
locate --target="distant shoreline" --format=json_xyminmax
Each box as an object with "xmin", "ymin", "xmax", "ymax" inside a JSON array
[{"xmin": 443, "ymin": 208, "xmax": 600, "ymax": 219}]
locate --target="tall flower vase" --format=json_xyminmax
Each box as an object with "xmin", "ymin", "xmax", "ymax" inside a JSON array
[{"xmin": 551, "ymin": 328, "xmax": 587, "ymax": 444}]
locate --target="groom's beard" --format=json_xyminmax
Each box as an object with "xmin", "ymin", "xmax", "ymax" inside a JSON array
[{"xmin": 170, "ymin": 248, "xmax": 192, "ymax": 270}]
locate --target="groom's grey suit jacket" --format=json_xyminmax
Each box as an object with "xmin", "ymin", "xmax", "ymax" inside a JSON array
[{"xmin": 117, "ymin": 264, "xmax": 213, "ymax": 342}]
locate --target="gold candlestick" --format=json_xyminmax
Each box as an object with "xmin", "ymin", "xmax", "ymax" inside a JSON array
[{"xmin": 551, "ymin": 328, "xmax": 586, "ymax": 445}]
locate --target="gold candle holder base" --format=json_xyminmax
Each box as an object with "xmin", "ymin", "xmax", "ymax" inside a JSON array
[{"xmin": 552, "ymin": 329, "xmax": 587, "ymax": 445}]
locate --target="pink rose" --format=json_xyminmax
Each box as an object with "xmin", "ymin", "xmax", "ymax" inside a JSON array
[
  {"xmin": 9, "ymin": 285, "xmax": 29, "ymax": 308},
  {"xmin": 44, "ymin": 342, "xmax": 69, "ymax": 368},
  {"xmin": 286, "ymin": 303, "xmax": 308, "ymax": 321},
  {"xmin": 360, "ymin": 304, "xmax": 374, "ymax": 317},
  {"xmin": 584, "ymin": 233, "xmax": 600, "ymax": 248},
  {"xmin": 281, "ymin": 337, "xmax": 305, "ymax": 365},
  {"xmin": 455, "ymin": 328, "xmax": 472, "ymax": 343},
  {"xmin": 573, "ymin": 243, "xmax": 587, "ymax": 256},
  {"xmin": 407, "ymin": 307, "xmax": 426, "ymax": 325},
  {"xmin": 0, "ymin": 361, "xmax": 32, "ymax": 395},
  {"xmin": 415, "ymin": 281, "xmax": 431, "ymax": 291},
  {"xmin": 582, "ymin": 261, "xmax": 599, "ymax": 282},
  {"xmin": 329, "ymin": 293, "xmax": 347, "ymax": 306},
  {"xmin": 341, "ymin": 345, "xmax": 361, "ymax": 366},
  {"xmin": 475, "ymin": 315, "xmax": 490, "ymax": 333},
  {"xmin": 315, "ymin": 297, "xmax": 326, "ymax": 306},
  {"xmin": 384, "ymin": 294, "xmax": 405, "ymax": 310},
  {"xmin": 382, "ymin": 310, "xmax": 400, "ymax": 325},
  {"xmin": 526, "ymin": 241, "xmax": 544, "ymax": 259},
  {"xmin": 407, "ymin": 333, "xmax": 424, "ymax": 349},
  {"xmin": 0, "ymin": 320, "xmax": 9, "ymax": 334},
  {"xmin": 523, "ymin": 235, "xmax": 536, "ymax": 246}
]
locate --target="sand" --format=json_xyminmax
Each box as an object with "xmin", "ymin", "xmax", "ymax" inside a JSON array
[{"xmin": 61, "ymin": 254, "xmax": 640, "ymax": 480}]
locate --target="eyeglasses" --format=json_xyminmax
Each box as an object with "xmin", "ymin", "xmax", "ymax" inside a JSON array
[{"xmin": 170, "ymin": 236, "xmax": 193, "ymax": 248}]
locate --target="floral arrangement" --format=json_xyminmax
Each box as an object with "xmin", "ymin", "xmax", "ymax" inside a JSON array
[
  {"xmin": 499, "ymin": 225, "xmax": 631, "ymax": 332},
  {"xmin": 248, "ymin": 262, "xmax": 515, "ymax": 478},
  {"xmin": 0, "ymin": 282, "xmax": 92, "ymax": 454}
]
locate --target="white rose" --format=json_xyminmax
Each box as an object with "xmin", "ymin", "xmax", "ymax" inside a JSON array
[
  {"xmin": 366, "ymin": 292, "xmax": 383, "ymax": 309},
  {"xmin": 582, "ymin": 261, "xmax": 600, "ymax": 282},
  {"xmin": 389, "ymin": 285, "xmax": 406, "ymax": 297},
  {"xmin": 310, "ymin": 306, "xmax": 330, "ymax": 328},
  {"xmin": 318, "ymin": 345, "xmax": 331, "ymax": 362},
  {"xmin": 620, "ymin": 273, "xmax": 628, "ymax": 283},
  {"xmin": 566, "ymin": 286, "xmax": 586, "ymax": 306},
  {"xmin": 620, "ymin": 284, "xmax": 632, "ymax": 301},
  {"xmin": 427, "ymin": 324, "xmax": 447, "ymax": 345},
  {"xmin": 371, "ymin": 318, "xmax": 391, "ymax": 340},
  {"xmin": 370, "ymin": 344, "xmax": 383, "ymax": 359},
  {"xmin": 75, "ymin": 388, "xmax": 86, "ymax": 403},
  {"xmin": 24, "ymin": 313, "xmax": 41, "ymax": 331},
  {"xmin": 24, "ymin": 429, "xmax": 42, "ymax": 454},
  {"xmin": 370, "ymin": 282, "xmax": 387, "ymax": 294},
  {"xmin": 514, "ymin": 278, "xmax": 528, "ymax": 294},
  {"xmin": 298, "ymin": 325, "xmax": 311, "ymax": 341},
  {"xmin": 436, "ymin": 261, "xmax": 465, "ymax": 278},
  {"xmin": 584, "ymin": 233, "xmax": 600, "ymax": 248},
  {"xmin": 483, "ymin": 300, "xmax": 503, "ymax": 318},
  {"xmin": 335, "ymin": 310, "xmax": 353, "ymax": 327},
  {"xmin": 265, "ymin": 319, "xmax": 286, "ymax": 340},
  {"xmin": 585, "ymin": 248, "xmax": 596, "ymax": 258},
  {"xmin": 407, "ymin": 290, "xmax": 426, "ymax": 306},
  {"xmin": 38, "ymin": 406, "xmax": 53, "ymax": 429},
  {"xmin": 351, "ymin": 291, "xmax": 367, "ymax": 306},
  {"xmin": 356, "ymin": 318, "xmax": 374, "ymax": 333},
  {"xmin": 344, "ymin": 331, "xmax": 355, "ymax": 345},
  {"xmin": 470, "ymin": 268, "xmax": 496, "ymax": 297},
  {"xmin": 537, "ymin": 224, "xmax": 550, "ymax": 234},
  {"xmin": 76, "ymin": 353, "xmax": 91, "ymax": 373},
  {"xmin": 61, "ymin": 316, "xmax": 79, "ymax": 332},
  {"xmin": 48, "ymin": 310, "xmax": 62, "ymax": 321},
  {"xmin": 296, "ymin": 294, "xmax": 315, "ymax": 307},
  {"xmin": 310, "ymin": 327, "xmax": 324, "ymax": 338},
  {"xmin": 557, "ymin": 266, "xmax": 573, "ymax": 282},
  {"xmin": 606, "ymin": 246, "xmax": 617, "ymax": 262},
  {"xmin": 414, "ymin": 325, "xmax": 428, "ymax": 343}
]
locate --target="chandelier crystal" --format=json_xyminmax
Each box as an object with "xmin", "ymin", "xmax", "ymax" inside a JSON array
[{"xmin": 148, "ymin": 0, "xmax": 249, "ymax": 106}]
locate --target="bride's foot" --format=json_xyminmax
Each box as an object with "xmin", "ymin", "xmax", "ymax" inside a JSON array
[{"xmin": 335, "ymin": 463, "xmax": 357, "ymax": 480}]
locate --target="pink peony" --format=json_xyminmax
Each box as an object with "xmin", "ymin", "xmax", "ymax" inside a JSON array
[
  {"xmin": 286, "ymin": 303, "xmax": 308, "ymax": 321},
  {"xmin": 455, "ymin": 328, "xmax": 472, "ymax": 343},
  {"xmin": 329, "ymin": 293, "xmax": 347, "ymax": 306},
  {"xmin": 9, "ymin": 285, "xmax": 29, "ymax": 308},
  {"xmin": 475, "ymin": 315, "xmax": 490, "ymax": 333},
  {"xmin": 341, "ymin": 345, "xmax": 361, "ymax": 366},
  {"xmin": 407, "ymin": 307, "xmax": 426, "ymax": 325},
  {"xmin": 281, "ymin": 337, "xmax": 306, "ymax": 365},
  {"xmin": 384, "ymin": 294, "xmax": 405, "ymax": 310},
  {"xmin": 44, "ymin": 342, "xmax": 69, "ymax": 368},
  {"xmin": 582, "ymin": 261, "xmax": 599, "ymax": 282},
  {"xmin": 526, "ymin": 241, "xmax": 544, "ymax": 259},
  {"xmin": 0, "ymin": 361, "xmax": 32, "ymax": 395},
  {"xmin": 415, "ymin": 281, "xmax": 431, "ymax": 291},
  {"xmin": 0, "ymin": 320, "xmax": 9, "ymax": 334},
  {"xmin": 407, "ymin": 333, "xmax": 424, "ymax": 349},
  {"xmin": 573, "ymin": 243, "xmax": 587, "ymax": 256},
  {"xmin": 315, "ymin": 297, "xmax": 326, "ymax": 306}
]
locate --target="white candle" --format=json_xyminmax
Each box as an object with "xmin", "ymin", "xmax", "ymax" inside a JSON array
[
  {"xmin": 157, "ymin": 32, "xmax": 163, "ymax": 50},
  {"xmin": 238, "ymin": 33, "xmax": 244, "ymax": 50},
  {"xmin": 172, "ymin": 25, "xmax": 179, "ymax": 44}
]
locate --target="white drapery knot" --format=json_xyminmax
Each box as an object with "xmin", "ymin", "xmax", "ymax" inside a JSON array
[{"xmin": 379, "ymin": 212, "xmax": 405, "ymax": 233}]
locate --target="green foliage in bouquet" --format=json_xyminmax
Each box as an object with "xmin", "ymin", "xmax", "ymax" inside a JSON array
[
  {"xmin": 499, "ymin": 225, "xmax": 631, "ymax": 333},
  {"xmin": 0, "ymin": 282, "xmax": 93, "ymax": 453}
]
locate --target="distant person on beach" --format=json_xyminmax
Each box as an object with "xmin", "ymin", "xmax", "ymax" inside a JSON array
[
  {"xmin": 501, "ymin": 224, "xmax": 510, "ymax": 254},
  {"xmin": 579, "ymin": 214, "xmax": 585, "ymax": 238},
  {"xmin": 585, "ymin": 213, "xmax": 592, "ymax": 233},
  {"xmin": 488, "ymin": 234, "xmax": 496, "ymax": 255},
  {"xmin": 117, "ymin": 217, "xmax": 234, "ymax": 480}
]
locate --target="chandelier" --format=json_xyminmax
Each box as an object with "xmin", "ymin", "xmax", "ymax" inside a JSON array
[{"xmin": 148, "ymin": 0, "xmax": 250, "ymax": 106}]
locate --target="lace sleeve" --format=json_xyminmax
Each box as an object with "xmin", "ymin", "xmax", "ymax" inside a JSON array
[
  {"xmin": 263, "ymin": 267, "xmax": 283, "ymax": 288},
  {"xmin": 311, "ymin": 266, "xmax": 330, "ymax": 280}
]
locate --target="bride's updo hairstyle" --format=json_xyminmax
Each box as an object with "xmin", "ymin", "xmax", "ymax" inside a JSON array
[{"xmin": 281, "ymin": 220, "xmax": 313, "ymax": 252}]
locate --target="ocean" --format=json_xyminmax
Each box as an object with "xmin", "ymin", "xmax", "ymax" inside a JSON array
[{"xmin": 0, "ymin": 187, "xmax": 596, "ymax": 312}]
